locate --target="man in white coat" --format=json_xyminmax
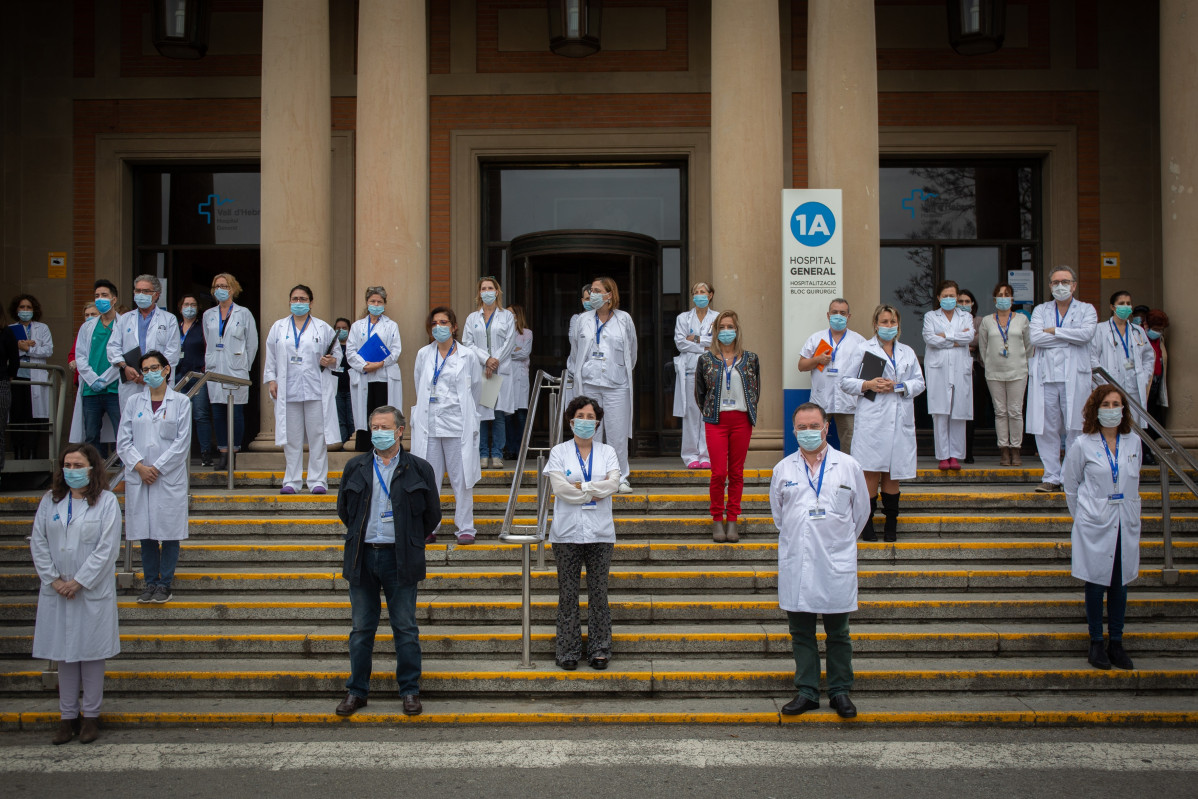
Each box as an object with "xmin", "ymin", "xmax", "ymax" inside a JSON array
[
  {"xmin": 797, "ymin": 298, "xmax": 865, "ymax": 453},
  {"xmin": 672, "ymin": 282, "xmax": 718, "ymax": 467},
  {"xmin": 107, "ymin": 274, "xmax": 181, "ymax": 412},
  {"xmin": 1027, "ymin": 266, "xmax": 1098, "ymax": 492},
  {"xmin": 770, "ymin": 402, "xmax": 871, "ymax": 718}
]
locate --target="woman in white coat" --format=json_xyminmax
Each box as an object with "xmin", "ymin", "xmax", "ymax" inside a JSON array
[
  {"xmin": 1063, "ymin": 385, "xmax": 1142, "ymax": 672},
  {"xmin": 561, "ymin": 284, "xmax": 592, "ymax": 408},
  {"xmin": 8, "ymin": 293, "xmax": 53, "ymax": 459},
  {"xmin": 673, "ymin": 281, "xmax": 718, "ymax": 468},
  {"xmin": 347, "ymin": 286, "xmax": 404, "ymax": 453},
  {"xmin": 505, "ymin": 304, "xmax": 533, "ymax": 459},
  {"xmin": 571, "ymin": 276, "xmax": 637, "ymax": 492},
  {"xmin": 840, "ymin": 305, "xmax": 926, "ymax": 543},
  {"xmin": 409, "ymin": 307, "xmax": 483, "ymax": 545},
  {"xmin": 203, "ymin": 272, "xmax": 258, "ymax": 467},
  {"xmin": 117, "ymin": 350, "xmax": 192, "ymax": 604},
  {"xmin": 30, "ymin": 443, "xmax": 121, "ymax": 745},
  {"xmin": 545, "ymin": 395, "xmax": 622, "ymax": 671},
  {"xmin": 1090, "ymin": 290, "xmax": 1154, "ymax": 427},
  {"xmin": 462, "ymin": 277, "xmax": 517, "ymax": 468},
  {"xmin": 263, "ymin": 284, "xmax": 340, "ymax": 494},
  {"xmin": 922, "ymin": 280, "xmax": 975, "ymax": 471}
]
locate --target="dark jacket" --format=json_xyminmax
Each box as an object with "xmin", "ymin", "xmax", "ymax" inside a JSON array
[
  {"xmin": 694, "ymin": 349, "xmax": 761, "ymax": 426},
  {"xmin": 337, "ymin": 446, "xmax": 441, "ymax": 586}
]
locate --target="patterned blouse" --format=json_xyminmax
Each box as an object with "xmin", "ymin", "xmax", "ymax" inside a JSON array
[{"xmin": 693, "ymin": 350, "xmax": 761, "ymax": 426}]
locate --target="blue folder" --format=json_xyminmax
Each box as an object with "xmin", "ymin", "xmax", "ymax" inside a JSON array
[{"xmin": 356, "ymin": 333, "xmax": 391, "ymax": 363}]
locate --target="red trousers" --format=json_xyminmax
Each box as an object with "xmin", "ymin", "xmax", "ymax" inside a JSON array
[{"xmin": 704, "ymin": 410, "xmax": 752, "ymax": 521}]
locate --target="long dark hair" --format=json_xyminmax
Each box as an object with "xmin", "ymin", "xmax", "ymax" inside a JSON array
[{"xmin": 50, "ymin": 443, "xmax": 107, "ymax": 506}]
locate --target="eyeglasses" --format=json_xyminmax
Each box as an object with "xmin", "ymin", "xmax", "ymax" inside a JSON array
[
  {"xmin": 140, "ymin": 366, "xmax": 164, "ymax": 375},
  {"xmin": 1050, "ymin": 280, "xmax": 1073, "ymax": 287}
]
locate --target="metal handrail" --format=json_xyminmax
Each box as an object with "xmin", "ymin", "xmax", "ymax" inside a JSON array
[
  {"xmin": 497, "ymin": 370, "xmax": 564, "ymax": 669},
  {"xmin": 1091, "ymin": 366, "xmax": 1194, "ymax": 584},
  {"xmin": 3, "ymin": 364, "xmax": 69, "ymax": 475}
]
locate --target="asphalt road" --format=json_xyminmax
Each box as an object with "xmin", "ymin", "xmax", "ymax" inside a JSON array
[{"xmin": 4, "ymin": 725, "xmax": 1198, "ymax": 798}]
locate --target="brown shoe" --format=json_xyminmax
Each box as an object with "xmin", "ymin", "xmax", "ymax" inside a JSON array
[
  {"xmin": 402, "ymin": 694, "xmax": 423, "ymax": 716},
  {"xmin": 335, "ymin": 692, "xmax": 368, "ymax": 716},
  {"xmin": 78, "ymin": 717, "xmax": 99, "ymax": 744},
  {"xmin": 51, "ymin": 718, "xmax": 78, "ymax": 745},
  {"xmin": 999, "ymin": 447, "xmax": 1011, "ymax": 466},
  {"xmin": 1010, "ymin": 448, "xmax": 1023, "ymax": 466},
  {"xmin": 712, "ymin": 519, "xmax": 726, "ymax": 543},
  {"xmin": 725, "ymin": 519, "xmax": 740, "ymax": 543}
]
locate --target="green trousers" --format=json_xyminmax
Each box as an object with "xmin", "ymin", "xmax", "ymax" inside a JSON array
[{"xmin": 787, "ymin": 611, "xmax": 854, "ymax": 701}]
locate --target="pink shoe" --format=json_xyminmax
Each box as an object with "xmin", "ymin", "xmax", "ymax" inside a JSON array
[
  {"xmin": 948, "ymin": 457, "xmax": 961, "ymax": 471},
  {"xmin": 456, "ymin": 533, "xmax": 475, "ymax": 545},
  {"xmin": 699, "ymin": 461, "xmax": 711, "ymax": 469},
  {"xmin": 425, "ymin": 532, "xmax": 437, "ymax": 544},
  {"xmin": 938, "ymin": 460, "xmax": 950, "ymax": 471},
  {"xmin": 280, "ymin": 485, "xmax": 297, "ymax": 495},
  {"xmin": 687, "ymin": 461, "xmax": 701, "ymax": 469}
]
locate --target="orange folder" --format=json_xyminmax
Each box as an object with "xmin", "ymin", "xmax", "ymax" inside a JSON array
[{"xmin": 812, "ymin": 338, "xmax": 834, "ymax": 371}]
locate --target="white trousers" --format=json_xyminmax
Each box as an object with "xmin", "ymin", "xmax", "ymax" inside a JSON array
[
  {"xmin": 933, "ymin": 414, "xmax": 967, "ymax": 460},
  {"xmin": 680, "ymin": 370, "xmax": 709, "ymax": 465},
  {"xmin": 58, "ymin": 659, "xmax": 106, "ymax": 718},
  {"xmin": 1035, "ymin": 381, "xmax": 1078, "ymax": 484},
  {"xmin": 284, "ymin": 400, "xmax": 328, "ymax": 490},
  {"xmin": 987, "ymin": 377, "xmax": 1027, "ymax": 448},
  {"xmin": 424, "ymin": 436, "xmax": 475, "ymax": 538},
  {"xmin": 582, "ymin": 383, "xmax": 631, "ymax": 482}
]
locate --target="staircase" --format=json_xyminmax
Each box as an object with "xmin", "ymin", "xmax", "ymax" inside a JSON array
[{"xmin": 1, "ymin": 459, "xmax": 1197, "ymax": 727}]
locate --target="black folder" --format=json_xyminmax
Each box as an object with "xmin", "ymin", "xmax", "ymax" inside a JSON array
[
  {"xmin": 119, "ymin": 347, "xmax": 142, "ymax": 383},
  {"xmin": 857, "ymin": 351, "xmax": 887, "ymax": 402}
]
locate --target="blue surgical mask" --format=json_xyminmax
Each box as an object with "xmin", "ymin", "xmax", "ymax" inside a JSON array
[
  {"xmin": 1097, "ymin": 407, "xmax": 1123, "ymax": 429},
  {"xmin": 213, "ymin": 288, "xmax": 231, "ymax": 302},
  {"xmin": 572, "ymin": 419, "xmax": 597, "ymax": 439},
  {"xmin": 1114, "ymin": 305, "xmax": 1133, "ymax": 320},
  {"xmin": 337, "ymin": 329, "xmax": 349, "ymax": 341},
  {"xmin": 994, "ymin": 297, "xmax": 1013, "ymax": 311},
  {"xmin": 1131, "ymin": 316, "xmax": 1143, "ymax": 327},
  {"xmin": 63, "ymin": 467, "xmax": 91, "ymax": 489},
  {"xmin": 143, "ymin": 369, "xmax": 165, "ymax": 388},
  {"xmin": 1147, "ymin": 329, "xmax": 1162, "ymax": 340},
  {"xmin": 876, "ymin": 325, "xmax": 899, "ymax": 341},
  {"xmin": 371, "ymin": 430, "xmax": 397, "ymax": 450},
  {"xmin": 368, "ymin": 304, "xmax": 385, "ymax": 317},
  {"xmin": 828, "ymin": 314, "xmax": 848, "ymax": 332},
  {"xmin": 290, "ymin": 302, "xmax": 310, "ymax": 316},
  {"xmin": 717, "ymin": 329, "xmax": 737, "ymax": 345},
  {"xmin": 94, "ymin": 298, "xmax": 112, "ymax": 314},
  {"xmin": 939, "ymin": 297, "xmax": 956, "ymax": 312},
  {"xmin": 959, "ymin": 304, "xmax": 973, "ymax": 315},
  {"xmin": 432, "ymin": 324, "xmax": 452, "ymax": 343},
  {"xmin": 581, "ymin": 296, "xmax": 591, "ymax": 310},
  {"xmin": 693, "ymin": 295, "xmax": 710, "ymax": 309},
  {"xmin": 17, "ymin": 310, "xmax": 33, "ymax": 323},
  {"xmin": 182, "ymin": 307, "xmax": 197, "ymax": 319},
  {"xmin": 135, "ymin": 293, "xmax": 154, "ymax": 310},
  {"xmin": 480, "ymin": 291, "xmax": 497, "ymax": 306},
  {"xmin": 795, "ymin": 429, "xmax": 824, "ymax": 452}
]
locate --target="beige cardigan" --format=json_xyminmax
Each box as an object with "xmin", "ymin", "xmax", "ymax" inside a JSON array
[{"xmin": 977, "ymin": 311, "xmax": 1032, "ymax": 381}]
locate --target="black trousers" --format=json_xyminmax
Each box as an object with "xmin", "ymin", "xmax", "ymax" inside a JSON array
[{"xmin": 354, "ymin": 381, "xmax": 391, "ymax": 451}]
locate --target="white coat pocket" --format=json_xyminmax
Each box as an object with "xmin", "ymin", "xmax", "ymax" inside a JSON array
[
  {"xmin": 77, "ymin": 520, "xmax": 102, "ymax": 548},
  {"xmin": 831, "ymin": 485, "xmax": 854, "ymax": 517},
  {"xmin": 158, "ymin": 418, "xmax": 179, "ymax": 440}
]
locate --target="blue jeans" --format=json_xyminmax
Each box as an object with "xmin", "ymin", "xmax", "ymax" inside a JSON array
[
  {"xmin": 480, "ymin": 411, "xmax": 506, "ymax": 459},
  {"xmin": 178, "ymin": 376, "xmax": 214, "ymax": 456},
  {"xmin": 335, "ymin": 390, "xmax": 353, "ymax": 443},
  {"xmin": 346, "ymin": 546, "xmax": 421, "ymax": 698},
  {"xmin": 139, "ymin": 540, "xmax": 181, "ymax": 589},
  {"xmin": 82, "ymin": 392, "xmax": 121, "ymax": 455},
  {"xmin": 504, "ymin": 408, "xmax": 528, "ymax": 457},
  {"xmin": 211, "ymin": 402, "xmax": 246, "ymax": 452},
  {"xmin": 1085, "ymin": 529, "xmax": 1127, "ymax": 642}
]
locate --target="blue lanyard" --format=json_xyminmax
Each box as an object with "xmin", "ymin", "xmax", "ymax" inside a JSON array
[
  {"xmin": 882, "ymin": 345, "xmax": 898, "ymax": 378},
  {"xmin": 575, "ymin": 443, "xmax": 593, "ymax": 482},
  {"xmin": 67, "ymin": 496, "xmax": 74, "ymax": 526},
  {"xmin": 594, "ymin": 313, "xmax": 609, "ymax": 347},
  {"xmin": 996, "ymin": 313, "xmax": 1012, "ymax": 345},
  {"xmin": 484, "ymin": 310, "xmax": 495, "ymax": 352},
  {"xmin": 1110, "ymin": 319, "xmax": 1131, "ymax": 359},
  {"xmin": 179, "ymin": 324, "xmax": 188, "ymax": 348},
  {"xmin": 827, "ymin": 329, "xmax": 845, "ymax": 363},
  {"xmin": 290, "ymin": 315, "xmax": 310, "ymax": 350},
  {"xmin": 367, "ymin": 316, "xmax": 378, "ymax": 341},
  {"xmin": 432, "ymin": 342, "xmax": 456, "ymax": 388},
  {"xmin": 1055, "ymin": 300, "xmax": 1072, "ymax": 328},
  {"xmin": 723, "ymin": 354, "xmax": 740, "ymax": 391},
  {"xmin": 805, "ymin": 453, "xmax": 827, "ymax": 499},
  {"xmin": 1100, "ymin": 435, "xmax": 1120, "ymax": 489},
  {"xmin": 219, "ymin": 305, "xmax": 232, "ymax": 339},
  {"xmin": 373, "ymin": 458, "xmax": 393, "ymax": 501}
]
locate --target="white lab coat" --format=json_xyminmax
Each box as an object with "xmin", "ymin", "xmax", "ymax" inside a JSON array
[
  {"xmin": 1090, "ymin": 319, "xmax": 1154, "ymax": 424},
  {"xmin": 1026, "ymin": 299, "xmax": 1098, "ymax": 435},
  {"xmin": 1063, "ymin": 432, "xmax": 1142, "ymax": 586},
  {"xmin": 262, "ymin": 316, "xmax": 341, "ymax": 447},
  {"xmin": 672, "ymin": 307, "xmax": 718, "ymax": 417},
  {"xmin": 202, "ymin": 303, "xmax": 258, "ymax": 404},
  {"xmin": 409, "ymin": 341, "xmax": 483, "ymax": 489},
  {"xmin": 30, "ymin": 490, "xmax": 122, "ymax": 662},
  {"xmin": 562, "ymin": 312, "xmax": 584, "ymax": 406},
  {"xmin": 463, "ymin": 306, "xmax": 518, "ymax": 418},
  {"xmin": 117, "ymin": 387, "xmax": 192, "ymax": 541},
  {"xmin": 347, "ymin": 314, "xmax": 404, "ymax": 431},
  {"xmin": 70, "ymin": 317, "xmax": 120, "ymax": 444},
  {"xmin": 839, "ymin": 338, "xmax": 926, "ymax": 480},
  {"xmin": 106, "ymin": 308, "xmax": 181, "ymax": 408},
  {"xmin": 770, "ymin": 447, "xmax": 871, "ymax": 614},
  {"xmin": 570, "ymin": 309, "xmax": 638, "ymax": 438},
  {"xmin": 546, "ymin": 439, "xmax": 622, "ymax": 544},
  {"xmin": 511, "ymin": 328, "xmax": 533, "ymax": 410},
  {"xmin": 922, "ymin": 308, "xmax": 975, "ymax": 420},
  {"xmin": 13, "ymin": 321, "xmax": 54, "ymax": 418},
  {"xmin": 798, "ymin": 327, "xmax": 866, "ymax": 415}
]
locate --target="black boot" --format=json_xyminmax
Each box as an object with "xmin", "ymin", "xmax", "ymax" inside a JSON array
[
  {"xmin": 861, "ymin": 496, "xmax": 878, "ymax": 542},
  {"xmin": 881, "ymin": 491, "xmax": 901, "ymax": 543},
  {"xmin": 1088, "ymin": 640, "xmax": 1111, "ymax": 670}
]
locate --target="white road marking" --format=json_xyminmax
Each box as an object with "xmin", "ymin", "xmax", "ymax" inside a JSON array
[{"xmin": 3, "ymin": 741, "xmax": 1198, "ymax": 773}]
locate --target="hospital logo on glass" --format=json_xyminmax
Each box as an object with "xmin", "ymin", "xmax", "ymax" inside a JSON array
[
  {"xmin": 198, "ymin": 192, "xmax": 260, "ymax": 243},
  {"xmin": 900, "ymin": 189, "xmax": 940, "ymax": 220},
  {"xmin": 790, "ymin": 201, "xmax": 836, "ymax": 247}
]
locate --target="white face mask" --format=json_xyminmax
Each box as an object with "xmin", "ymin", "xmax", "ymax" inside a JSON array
[
  {"xmin": 1051, "ymin": 284, "xmax": 1073, "ymax": 302},
  {"xmin": 1097, "ymin": 407, "xmax": 1123, "ymax": 429}
]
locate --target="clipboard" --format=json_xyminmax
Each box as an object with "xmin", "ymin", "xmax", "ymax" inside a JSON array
[
  {"xmin": 119, "ymin": 347, "xmax": 142, "ymax": 383},
  {"xmin": 812, "ymin": 338, "xmax": 834, "ymax": 372},
  {"xmin": 857, "ymin": 351, "xmax": 887, "ymax": 402},
  {"xmin": 479, "ymin": 374, "xmax": 504, "ymax": 409},
  {"xmin": 355, "ymin": 333, "xmax": 391, "ymax": 363}
]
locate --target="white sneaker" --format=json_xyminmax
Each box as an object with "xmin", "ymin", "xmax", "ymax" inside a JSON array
[
  {"xmin": 618, "ymin": 480, "xmax": 633, "ymax": 494},
  {"xmin": 492, "ymin": 458, "xmax": 504, "ymax": 469}
]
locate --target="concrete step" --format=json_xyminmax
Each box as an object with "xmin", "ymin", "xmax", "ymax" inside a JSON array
[
  {"xmin": 4, "ymin": 656, "xmax": 1197, "ymax": 696},
  {"xmin": 4, "ymin": 622, "xmax": 1194, "ymax": 659}
]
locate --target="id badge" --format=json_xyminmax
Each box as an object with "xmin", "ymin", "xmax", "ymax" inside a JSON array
[
  {"xmin": 289, "ymin": 354, "xmax": 303, "ymax": 365},
  {"xmin": 215, "ymin": 342, "xmax": 225, "ymax": 350},
  {"xmin": 582, "ymin": 500, "xmax": 597, "ymax": 510},
  {"xmin": 808, "ymin": 507, "xmax": 827, "ymax": 520},
  {"xmin": 591, "ymin": 351, "xmax": 605, "ymax": 360},
  {"xmin": 380, "ymin": 509, "xmax": 394, "ymax": 522},
  {"xmin": 1124, "ymin": 359, "xmax": 1135, "ymax": 370},
  {"xmin": 1001, "ymin": 348, "xmax": 1009, "ymax": 358},
  {"xmin": 1108, "ymin": 493, "xmax": 1125, "ymax": 505},
  {"xmin": 722, "ymin": 397, "xmax": 737, "ymax": 407}
]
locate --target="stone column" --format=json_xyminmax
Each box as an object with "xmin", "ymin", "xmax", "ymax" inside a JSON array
[
  {"xmin": 807, "ymin": 0, "xmax": 880, "ymax": 320},
  {"xmin": 355, "ymin": 0, "xmax": 429, "ymax": 418},
  {"xmin": 253, "ymin": 0, "xmax": 332, "ymax": 448},
  {"xmin": 710, "ymin": 0, "xmax": 784, "ymax": 454},
  {"xmin": 1160, "ymin": 0, "xmax": 1198, "ymax": 444}
]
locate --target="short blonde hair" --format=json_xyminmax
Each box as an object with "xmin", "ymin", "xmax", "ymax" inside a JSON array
[
  {"xmin": 591, "ymin": 276, "xmax": 620, "ymax": 311},
  {"xmin": 690, "ymin": 281, "xmax": 714, "ymax": 296},
  {"xmin": 211, "ymin": 272, "xmax": 242, "ymax": 299},
  {"xmin": 872, "ymin": 304, "xmax": 901, "ymax": 335},
  {"xmin": 707, "ymin": 310, "xmax": 744, "ymax": 359},
  {"xmin": 476, "ymin": 276, "xmax": 505, "ymax": 310}
]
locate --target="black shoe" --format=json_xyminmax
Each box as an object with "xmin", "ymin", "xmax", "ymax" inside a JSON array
[
  {"xmin": 558, "ymin": 659, "xmax": 578, "ymax": 671},
  {"xmin": 200, "ymin": 453, "xmax": 214, "ymax": 468},
  {"xmin": 781, "ymin": 695, "xmax": 820, "ymax": 715},
  {"xmin": 829, "ymin": 694, "xmax": 857, "ymax": 718},
  {"xmin": 861, "ymin": 495, "xmax": 878, "ymax": 542},
  {"xmin": 1088, "ymin": 640, "xmax": 1111, "ymax": 670},
  {"xmin": 589, "ymin": 657, "xmax": 609, "ymax": 670},
  {"xmin": 335, "ymin": 692, "xmax": 368, "ymax": 716},
  {"xmin": 1107, "ymin": 641, "xmax": 1135, "ymax": 670},
  {"xmin": 215, "ymin": 452, "xmax": 228, "ymax": 471}
]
